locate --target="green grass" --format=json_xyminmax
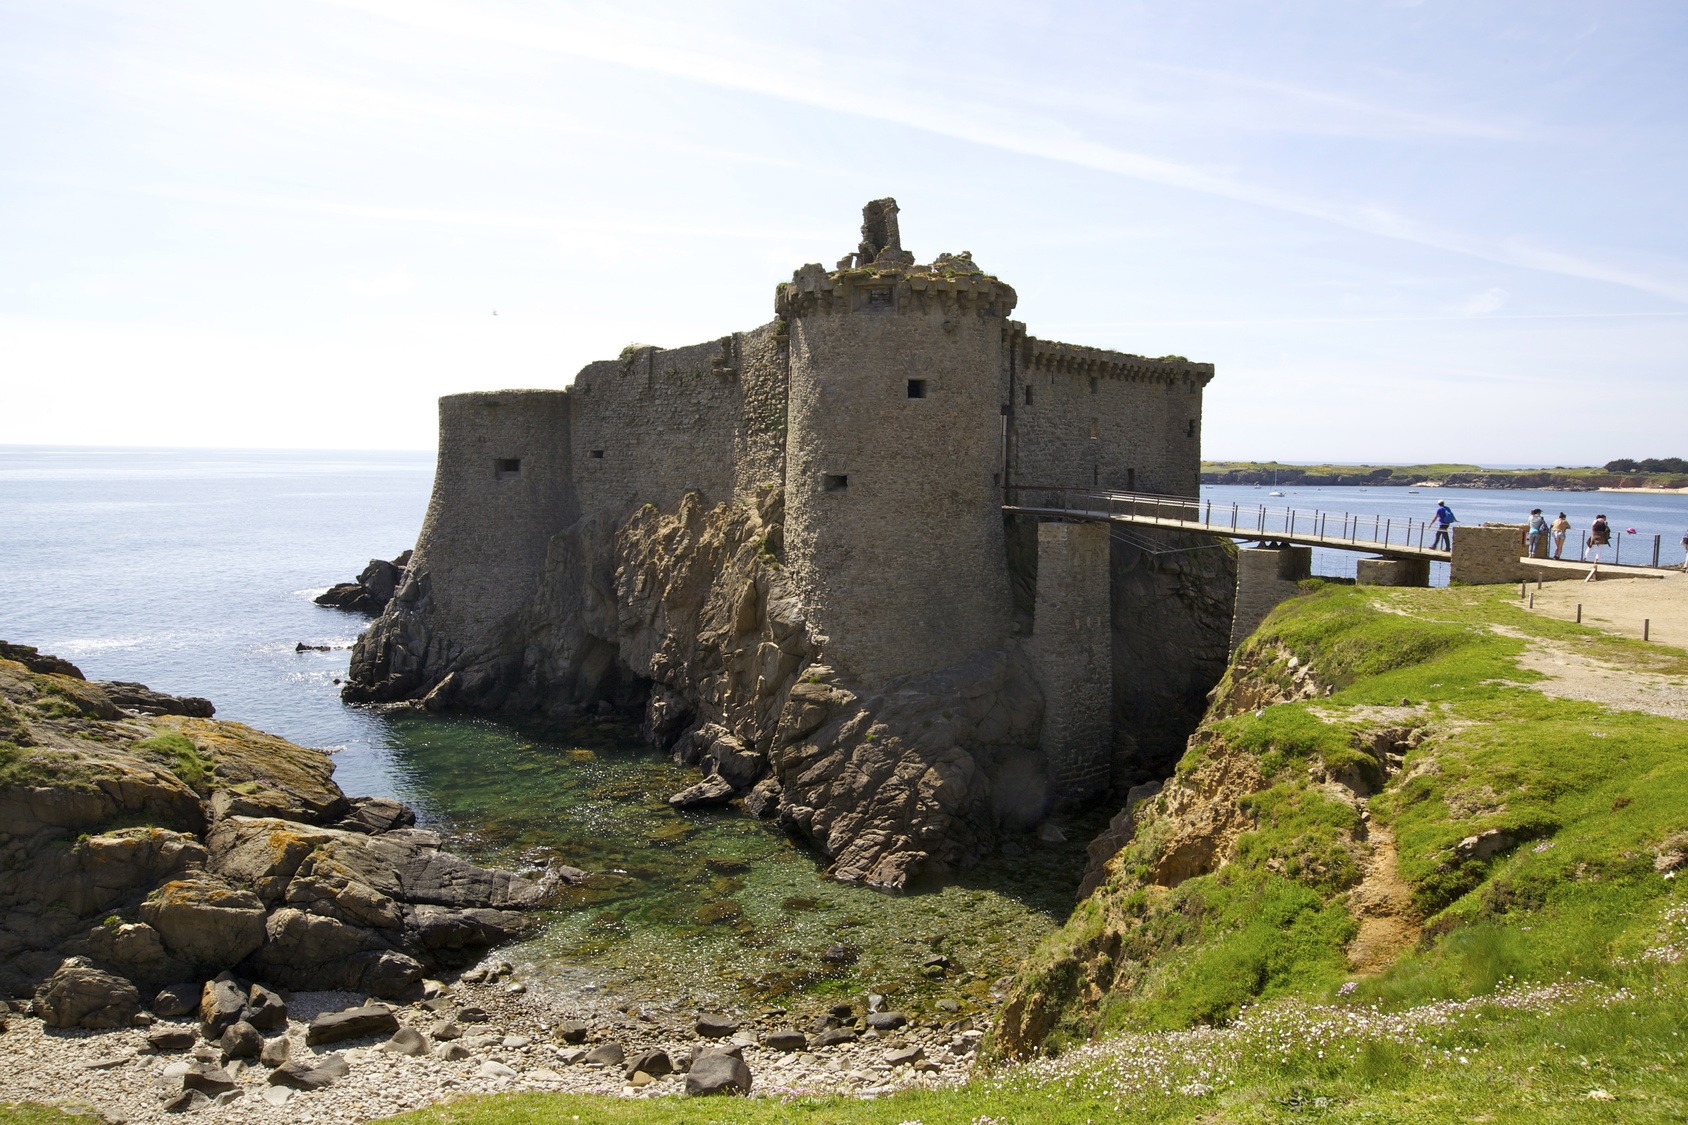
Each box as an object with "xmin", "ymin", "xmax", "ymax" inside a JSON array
[
  {"xmin": 998, "ymin": 583, "xmax": 1688, "ymax": 1059},
  {"xmin": 130, "ymin": 731, "xmax": 211, "ymax": 788},
  {"xmin": 0, "ymin": 1105, "xmax": 104, "ymax": 1125},
  {"xmin": 1202, "ymin": 459, "xmax": 1688, "ymax": 487}
]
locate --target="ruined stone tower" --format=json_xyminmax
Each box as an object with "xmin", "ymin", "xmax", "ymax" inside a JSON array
[{"xmin": 777, "ymin": 206, "xmax": 1019, "ymax": 684}]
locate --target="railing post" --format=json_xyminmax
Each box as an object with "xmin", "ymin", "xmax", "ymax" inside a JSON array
[
  {"xmin": 1384, "ymin": 518, "xmax": 1391, "ymax": 545},
  {"xmin": 1654, "ymin": 534, "xmax": 1661, "ymax": 568},
  {"xmin": 1232, "ymin": 502, "xmax": 1238, "ymax": 532},
  {"xmin": 1205, "ymin": 499, "xmax": 1211, "ymax": 525}
]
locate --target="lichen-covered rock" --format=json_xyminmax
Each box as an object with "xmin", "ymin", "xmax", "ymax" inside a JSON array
[
  {"xmin": 139, "ymin": 873, "xmax": 267, "ymax": 967},
  {"xmin": 0, "ymin": 648, "xmax": 540, "ymax": 1001},
  {"xmin": 34, "ymin": 956, "xmax": 141, "ymax": 1028}
]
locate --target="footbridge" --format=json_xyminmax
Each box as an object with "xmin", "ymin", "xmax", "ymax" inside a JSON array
[
  {"xmin": 1002, "ymin": 486, "xmax": 1449, "ymax": 561},
  {"xmin": 1002, "ymin": 486, "xmax": 1617, "ymax": 653}
]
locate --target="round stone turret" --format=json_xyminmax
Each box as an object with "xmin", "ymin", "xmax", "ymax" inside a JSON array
[{"xmin": 778, "ymin": 202, "xmax": 1018, "ymax": 685}]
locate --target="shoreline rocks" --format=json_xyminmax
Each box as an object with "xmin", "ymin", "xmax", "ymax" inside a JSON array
[
  {"xmin": 0, "ymin": 643, "xmax": 546, "ymax": 1010},
  {"xmin": 315, "ymin": 552, "xmax": 412, "ymax": 616},
  {"xmin": 0, "ymin": 963, "xmax": 986, "ymax": 1122}
]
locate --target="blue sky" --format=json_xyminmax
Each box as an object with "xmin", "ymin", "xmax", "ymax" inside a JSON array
[{"xmin": 3, "ymin": 1, "xmax": 1685, "ymax": 462}]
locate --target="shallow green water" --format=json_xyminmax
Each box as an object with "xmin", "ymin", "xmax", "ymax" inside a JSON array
[{"xmin": 379, "ymin": 712, "xmax": 1102, "ymax": 1016}]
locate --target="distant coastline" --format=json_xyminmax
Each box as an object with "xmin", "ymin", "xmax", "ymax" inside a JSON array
[{"xmin": 1201, "ymin": 461, "xmax": 1688, "ymax": 493}]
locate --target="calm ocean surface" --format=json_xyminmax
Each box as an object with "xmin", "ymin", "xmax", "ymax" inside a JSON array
[{"xmin": 0, "ymin": 445, "xmax": 435, "ymax": 798}]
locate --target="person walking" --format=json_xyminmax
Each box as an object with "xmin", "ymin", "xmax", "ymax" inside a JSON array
[
  {"xmin": 1527, "ymin": 509, "xmax": 1549, "ymax": 558},
  {"xmin": 1586, "ymin": 513, "xmax": 1612, "ymax": 581},
  {"xmin": 1431, "ymin": 501, "xmax": 1456, "ymax": 551},
  {"xmin": 1551, "ymin": 512, "xmax": 1570, "ymax": 559},
  {"xmin": 1680, "ymin": 527, "xmax": 1687, "ymax": 571}
]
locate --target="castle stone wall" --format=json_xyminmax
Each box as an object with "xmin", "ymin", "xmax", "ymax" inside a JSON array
[
  {"xmin": 406, "ymin": 390, "xmax": 577, "ymax": 646},
  {"xmin": 1010, "ymin": 338, "xmax": 1210, "ymax": 500},
  {"xmin": 783, "ymin": 284, "xmax": 1014, "ymax": 685},
  {"xmin": 1029, "ymin": 520, "xmax": 1114, "ymax": 805}
]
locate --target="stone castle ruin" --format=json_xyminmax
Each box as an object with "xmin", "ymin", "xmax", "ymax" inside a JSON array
[{"xmin": 346, "ymin": 201, "xmax": 1232, "ymax": 888}]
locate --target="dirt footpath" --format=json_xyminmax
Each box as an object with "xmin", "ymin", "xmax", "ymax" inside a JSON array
[{"xmin": 1525, "ymin": 569, "xmax": 1688, "ymax": 649}]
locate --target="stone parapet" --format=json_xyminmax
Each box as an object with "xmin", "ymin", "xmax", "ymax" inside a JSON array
[
  {"xmin": 1023, "ymin": 336, "xmax": 1215, "ymax": 388},
  {"xmin": 1449, "ymin": 524, "xmax": 1527, "ymax": 585},
  {"xmin": 1356, "ymin": 556, "xmax": 1430, "ymax": 587}
]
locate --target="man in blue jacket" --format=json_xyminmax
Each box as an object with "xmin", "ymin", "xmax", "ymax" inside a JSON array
[{"xmin": 1431, "ymin": 501, "xmax": 1456, "ymax": 550}]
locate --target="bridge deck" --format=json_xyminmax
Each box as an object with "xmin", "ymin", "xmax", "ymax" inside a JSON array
[{"xmin": 1003, "ymin": 502, "xmax": 1450, "ymax": 559}]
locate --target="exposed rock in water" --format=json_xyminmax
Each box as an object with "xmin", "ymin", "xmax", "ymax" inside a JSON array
[
  {"xmin": 0, "ymin": 643, "xmax": 545, "ymax": 1003},
  {"xmin": 315, "ymin": 551, "xmax": 412, "ymax": 616}
]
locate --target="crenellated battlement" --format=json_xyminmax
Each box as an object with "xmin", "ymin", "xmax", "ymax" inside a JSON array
[{"xmin": 1023, "ymin": 336, "xmax": 1215, "ymax": 387}]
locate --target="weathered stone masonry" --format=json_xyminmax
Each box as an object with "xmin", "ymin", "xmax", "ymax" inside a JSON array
[{"xmin": 348, "ymin": 200, "xmax": 1230, "ymax": 888}]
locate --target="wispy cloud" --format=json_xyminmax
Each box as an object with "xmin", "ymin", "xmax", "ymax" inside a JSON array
[
  {"xmin": 320, "ymin": 0, "xmax": 1688, "ymax": 305},
  {"xmin": 1457, "ymin": 287, "xmax": 1510, "ymax": 316}
]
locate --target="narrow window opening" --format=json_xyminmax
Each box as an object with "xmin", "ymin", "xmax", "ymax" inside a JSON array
[
  {"xmin": 823, "ymin": 473, "xmax": 849, "ymax": 492},
  {"xmin": 1089, "ymin": 376, "xmax": 1099, "ymax": 395},
  {"xmin": 992, "ymin": 472, "xmax": 1001, "ymax": 487},
  {"xmin": 864, "ymin": 287, "xmax": 893, "ymax": 309},
  {"xmin": 907, "ymin": 379, "xmax": 927, "ymax": 399},
  {"xmin": 1186, "ymin": 418, "xmax": 1196, "ymax": 438},
  {"xmin": 494, "ymin": 458, "xmax": 521, "ymax": 478},
  {"xmin": 1089, "ymin": 418, "xmax": 1099, "ymax": 440},
  {"xmin": 1127, "ymin": 467, "xmax": 1136, "ymax": 491},
  {"xmin": 589, "ymin": 450, "xmax": 605, "ymax": 459},
  {"xmin": 1093, "ymin": 465, "xmax": 1099, "ymax": 486},
  {"xmin": 1023, "ymin": 385, "xmax": 1033, "ymax": 406}
]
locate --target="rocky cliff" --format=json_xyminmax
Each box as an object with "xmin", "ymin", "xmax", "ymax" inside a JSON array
[
  {"xmin": 0, "ymin": 643, "xmax": 547, "ymax": 1017},
  {"xmin": 349, "ymin": 489, "xmax": 1073, "ymax": 889}
]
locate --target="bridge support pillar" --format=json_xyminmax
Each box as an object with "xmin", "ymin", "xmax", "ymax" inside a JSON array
[
  {"xmin": 1230, "ymin": 545, "xmax": 1311, "ymax": 653},
  {"xmin": 1449, "ymin": 524, "xmax": 1527, "ymax": 585},
  {"xmin": 1030, "ymin": 520, "xmax": 1113, "ymax": 807},
  {"xmin": 1356, "ymin": 556, "xmax": 1430, "ymax": 587}
]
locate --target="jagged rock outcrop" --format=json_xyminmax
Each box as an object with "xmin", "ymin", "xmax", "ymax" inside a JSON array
[
  {"xmin": 0, "ymin": 644, "xmax": 544, "ymax": 1005},
  {"xmin": 348, "ymin": 489, "xmax": 1063, "ymax": 889},
  {"xmin": 316, "ymin": 551, "xmax": 412, "ymax": 615}
]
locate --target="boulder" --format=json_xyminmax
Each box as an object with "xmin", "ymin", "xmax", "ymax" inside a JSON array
[
  {"xmin": 624, "ymin": 1049, "xmax": 673, "ymax": 1080},
  {"xmin": 555, "ymin": 1019, "xmax": 588, "ymax": 1044},
  {"xmin": 35, "ymin": 957, "xmax": 142, "ymax": 1029},
  {"xmin": 865, "ymin": 1011, "xmax": 908, "ymax": 1031},
  {"xmin": 685, "ymin": 1050, "xmax": 752, "ymax": 1096},
  {"xmin": 382, "ymin": 1026, "xmax": 429, "ymax": 1056},
  {"xmin": 812, "ymin": 1027, "xmax": 858, "ymax": 1047},
  {"xmin": 199, "ymin": 975, "xmax": 247, "ymax": 1039},
  {"xmin": 306, "ymin": 1004, "xmax": 399, "ymax": 1046},
  {"xmin": 151, "ymin": 982, "xmax": 200, "ymax": 1019},
  {"xmin": 96, "ymin": 682, "xmax": 214, "ymax": 718},
  {"xmin": 244, "ymin": 983, "xmax": 286, "ymax": 1030},
  {"xmin": 333, "ymin": 797, "xmax": 416, "ymax": 835},
  {"xmin": 668, "ymin": 775, "xmax": 735, "ymax": 808},
  {"xmin": 695, "ymin": 1012, "xmax": 738, "ymax": 1037},
  {"xmin": 139, "ymin": 874, "xmax": 267, "ymax": 967},
  {"xmin": 147, "ymin": 1025, "xmax": 197, "ymax": 1051},
  {"xmin": 268, "ymin": 1053, "xmax": 349, "ymax": 1090},
  {"xmin": 433, "ymin": 1041, "xmax": 471, "ymax": 1061},
  {"xmin": 259, "ymin": 1035, "xmax": 290, "ymax": 1068},
  {"xmin": 763, "ymin": 1029, "xmax": 807, "ymax": 1051},
  {"xmin": 219, "ymin": 1020, "xmax": 262, "ymax": 1060},
  {"xmin": 181, "ymin": 1065, "xmax": 237, "ymax": 1094},
  {"xmin": 161, "ymin": 1090, "xmax": 209, "ymax": 1114},
  {"xmin": 886, "ymin": 1045, "xmax": 924, "ymax": 1066},
  {"xmin": 583, "ymin": 1042, "xmax": 624, "ymax": 1067}
]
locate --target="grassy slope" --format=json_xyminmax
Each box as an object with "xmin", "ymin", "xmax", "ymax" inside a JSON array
[
  {"xmin": 1201, "ymin": 460, "xmax": 1688, "ymax": 487},
  {"xmin": 12, "ymin": 587, "xmax": 1688, "ymax": 1124}
]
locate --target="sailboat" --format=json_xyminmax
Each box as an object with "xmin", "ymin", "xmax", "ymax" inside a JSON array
[{"xmin": 1267, "ymin": 468, "xmax": 1284, "ymax": 497}]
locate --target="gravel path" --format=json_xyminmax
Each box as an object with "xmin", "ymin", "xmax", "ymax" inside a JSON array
[{"xmin": 0, "ymin": 967, "xmax": 985, "ymax": 1122}]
